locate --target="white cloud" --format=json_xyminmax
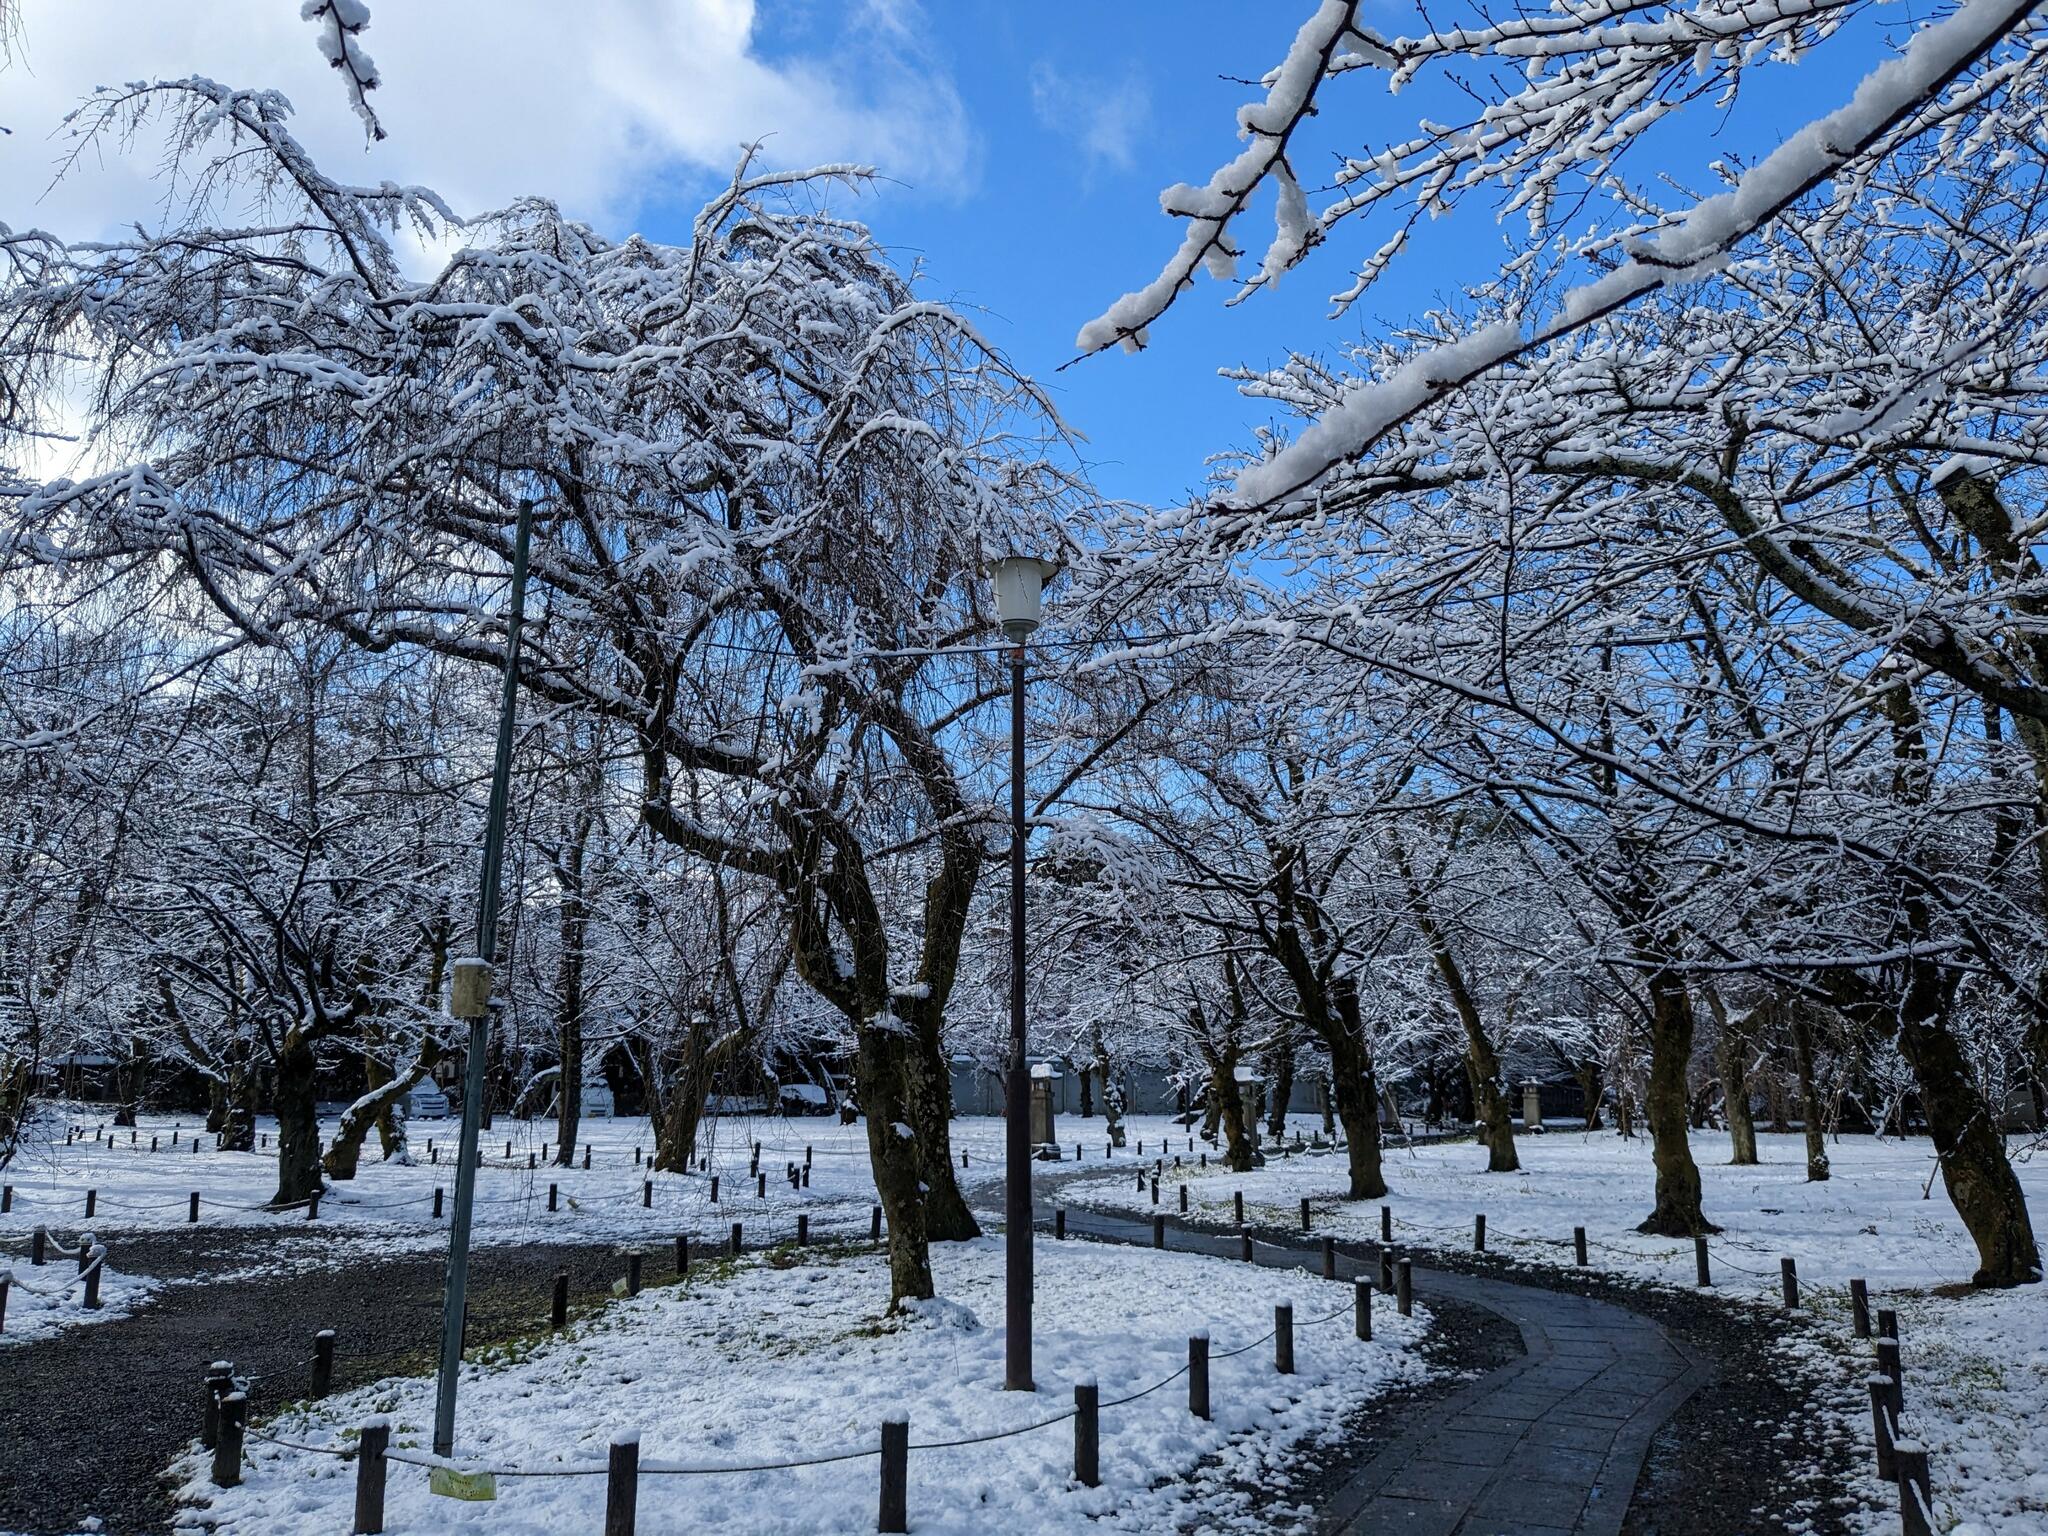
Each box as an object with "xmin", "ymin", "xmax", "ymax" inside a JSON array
[
  {"xmin": 0, "ymin": 0, "xmax": 977, "ymax": 243},
  {"xmin": 1029, "ymin": 60, "xmax": 1149, "ymax": 175}
]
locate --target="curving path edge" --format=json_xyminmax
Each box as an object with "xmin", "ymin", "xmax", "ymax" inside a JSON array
[{"xmin": 1028, "ymin": 1187, "xmax": 1711, "ymax": 1536}]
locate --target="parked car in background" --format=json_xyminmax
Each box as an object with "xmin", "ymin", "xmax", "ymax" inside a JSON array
[
  {"xmin": 399, "ymin": 1085, "xmax": 451, "ymax": 1120},
  {"xmin": 580, "ymin": 1082, "xmax": 616, "ymax": 1119}
]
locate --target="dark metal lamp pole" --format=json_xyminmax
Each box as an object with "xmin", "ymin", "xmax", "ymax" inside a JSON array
[
  {"xmin": 990, "ymin": 555, "xmax": 1054, "ymax": 1394},
  {"xmin": 433, "ymin": 496, "xmax": 535, "ymax": 1456}
]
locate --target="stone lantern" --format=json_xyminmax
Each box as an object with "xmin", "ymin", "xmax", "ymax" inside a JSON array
[{"xmin": 1029, "ymin": 1061, "xmax": 1061, "ymax": 1158}]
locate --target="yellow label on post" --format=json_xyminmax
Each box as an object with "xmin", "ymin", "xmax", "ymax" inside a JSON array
[
  {"xmin": 611, "ymin": 1277, "xmax": 629, "ymax": 1297},
  {"xmin": 429, "ymin": 1466, "xmax": 498, "ymax": 1501}
]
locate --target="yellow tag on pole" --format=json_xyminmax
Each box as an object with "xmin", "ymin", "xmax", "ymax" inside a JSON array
[
  {"xmin": 429, "ymin": 1466, "xmax": 499, "ymax": 1502},
  {"xmin": 611, "ymin": 1277, "xmax": 629, "ymax": 1298}
]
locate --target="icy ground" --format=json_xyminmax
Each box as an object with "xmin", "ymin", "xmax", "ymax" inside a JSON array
[
  {"xmin": 1062, "ymin": 1127, "xmax": 2047, "ymax": 1536},
  {"xmin": 169, "ymin": 1234, "xmax": 1435, "ymax": 1535}
]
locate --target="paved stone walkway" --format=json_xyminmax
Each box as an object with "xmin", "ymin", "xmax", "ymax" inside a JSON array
[{"xmin": 1043, "ymin": 1198, "xmax": 1708, "ymax": 1536}]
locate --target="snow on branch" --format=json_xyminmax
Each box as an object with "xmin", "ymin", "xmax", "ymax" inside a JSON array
[
  {"xmin": 1227, "ymin": 0, "xmax": 2038, "ymax": 512},
  {"xmin": 301, "ymin": 0, "xmax": 385, "ymax": 143}
]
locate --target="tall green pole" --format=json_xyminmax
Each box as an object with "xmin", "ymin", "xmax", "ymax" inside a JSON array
[{"xmin": 432, "ymin": 497, "xmax": 534, "ymax": 1457}]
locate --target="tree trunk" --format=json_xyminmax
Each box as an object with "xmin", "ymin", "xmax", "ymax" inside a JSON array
[
  {"xmin": 1636, "ymin": 971, "xmax": 1716, "ymax": 1235},
  {"xmin": 856, "ymin": 1022, "xmax": 937, "ymax": 1305},
  {"xmin": 1211, "ymin": 1055, "xmax": 1255, "ymax": 1173},
  {"xmin": 1421, "ymin": 925, "xmax": 1516, "ymax": 1169},
  {"xmin": 552, "ymin": 836, "xmax": 588, "ymax": 1168},
  {"xmin": 325, "ymin": 1039, "xmax": 439, "ymax": 1180},
  {"xmin": 112, "ymin": 1033, "xmax": 148, "ymax": 1127},
  {"xmin": 1327, "ymin": 983, "xmax": 1387, "ymax": 1199},
  {"xmin": 1265, "ymin": 1037, "xmax": 1293, "ymax": 1142},
  {"xmin": 1788, "ymin": 1000, "xmax": 1831, "ymax": 1183},
  {"xmin": 1706, "ymin": 990, "xmax": 1759, "ymax": 1165},
  {"xmin": 220, "ymin": 1066, "xmax": 257, "ymax": 1152},
  {"xmin": 1092, "ymin": 1031, "xmax": 1125, "ymax": 1147},
  {"xmin": 1078, "ymin": 1062, "xmax": 1094, "ymax": 1118},
  {"xmin": 906, "ymin": 1010, "xmax": 978, "ymax": 1243},
  {"xmin": 1836, "ymin": 962, "xmax": 2043, "ymax": 1289},
  {"xmin": 271, "ymin": 1034, "xmax": 324, "ymax": 1206},
  {"xmin": 1575, "ymin": 1058, "xmax": 1606, "ymax": 1131}
]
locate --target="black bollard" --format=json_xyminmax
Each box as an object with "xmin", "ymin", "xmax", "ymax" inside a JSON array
[{"xmin": 1189, "ymin": 1333, "xmax": 1210, "ymax": 1419}]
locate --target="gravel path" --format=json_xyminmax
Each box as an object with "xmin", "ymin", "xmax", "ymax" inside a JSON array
[{"xmin": 0, "ymin": 1227, "xmax": 657, "ymax": 1535}]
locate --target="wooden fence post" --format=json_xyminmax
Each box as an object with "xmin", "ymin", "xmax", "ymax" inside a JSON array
[
  {"xmin": 212, "ymin": 1391, "xmax": 246, "ymax": 1488},
  {"xmin": 627, "ymin": 1251, "xmax": 644, "ymax": 1297},
  {"xmin": 1189, "ymin": 1334, "xmax": 1211, "ymax": 1420},
  {"xmin": 1877, "ymin": 1337, "xmax": 1904, "ymax": 1411},
  {"xmin": 1240, "ymin": 1232, "xmax": 1254, "ymax": 1263},
  {"xmin": 1780, "ymin": 1257, "xmax": 1799, "ymax": 1308},
  {"xmin": 1378, "ymin": 1247, "xmax": 1393, "ymax": 1294},
  {"xmin": 30, "ymin": 1227, "xmax": 44, "ymax": 1266},
  {"xmin": 82, "ymin": 1246, "xmax": 104, "ymax": 1310},
  {"xmin": 0, "ymin": 1273, "xmax": 9, "ymax": 1335},
  {"xmin": 1234, "ymin": 1191, "xmax": 1244, "ymax": 1226},
  {"xmin": 1055, "ymin": 1208, "xmax": 1066, "ymax": 1240},
  {"xmin": 1574, "ymin": 1226, "xmax": 1588, "ymax": 1266},
  {"xmin": 307, "ymin": 1191, "xmax": 320, "ymax": 1221},
  {"xmin": 710, "ymin": 1176, "xmax": 720, "ymax": 1204},
  {"xmin": 548, "ymin": 1183, "xmax": 558, "ymax": 1213},
  {"xmin": 643, "ymin": 1179, "xmax": 653, "ymax": 1208},
  {"xmin": 1850, "ymin": 1278, "xmax": 1871, "ymax": 1338},
  {"xmin": 1150, "ymin": 1176, "xmax": 1159, "ymax": 1205},
  {"xmin": 797, "ymin": 1214, "xmax": 810, "ymax": 1247},
  {"xmin": 1355, "ymin": 1278, "xmax": 1373, "ymax": 1341},
  {"xmin": 1180, "ymin": 1184, "xmax": 1189, "ymax": 1214},
  {"xmin": 1380, "ymin": 1205, "xmax": 1392, "ymax": 1242},
  {"xmin": 879, "ymin": 1415, "xmax": 909, "ymax": 1533},
  {"xmin": 1397, "ymin": 1257, "xmax": 1413, "ymax": 1316},
  {"xmin": 1877, "ymin": 1307, "xmax": 1898, "ymax": 1340},
  {"xmin": 85, "ymin": 1189, "xmax": 96, "ymax": 1219},
  {"xmin": 312, "ymin": 1329, "xmax": 336, "ymax": 1398},
  {"xmin": 201, "ymin": 1362, "xmax": 232, "ymax": 1450},
  {"xmin": 756, "ymin": 1173, "xmax": 766, "ymax": 1200},
  {"xmin": 583, "ymin": 1144, "xmax": 592, "ymax": 1169},
  {"xmin": 189, "ymin": 1192, "xmax": 200, "ymax": 1224},
  {"xmin": 675, "ymin": 1234, "xmax": 688, "ymax": 1276},
  {"xmin": 1868, "ymin": 1377, "xmax": 1896, "ymax": 1481},
  {"xmin": 871, "ymin": 1204, "xmax": 882, "ymax": 1242},
  {"xmin": 1300, "ymin": 1197, "xmax": 1312, "ymax": 1232},
  {"xmin": 348, "ymin": 1425, "xmax": 385, "ymax": 1531},
  {"xmin": 433, "ymin": 1187, "xmax": 444, "ymax": 1219},
  {"xmin": 0, "ymin": 1185, "xmax": 9, "ymax": 1214},
  {"xmin": 730, "ymin": 1221, "xmax": 743, "ymax": 1257},
  {"xmin": 1474, "ymin": 1214, "xmax": 1486, "ymax": 1252},
  {"xmin": 551, "ymin": 1270, "xmax": 568, "ymax": 1330},
  {"xmin": 1275, "ymin": 1304, "xmax": 1294, "ymax": 1374},
  {"xmin": 605, "ymin": 1432, "xmax": 639, "ymax": 1536},
  {"xmin": 1895, "ymin": 1444, "xmax": 1932, "ymax": 1536},
  {"xmin": 1695, "ymin": 1236, "xmax": 1711, "ymax": 1287},
  {"xmin": 1074, "ymin": 1381, "xmax": 1100, "ymax": 1487},
  {"xmin": 1323, "ymin": 1236, "xmax": 1336, "ymax": 1280}
]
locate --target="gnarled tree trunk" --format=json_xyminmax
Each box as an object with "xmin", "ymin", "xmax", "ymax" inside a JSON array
[
  {"xmin": 1705, "ymin": 989, "xmax": 1759, "ymax": 1165},
  {"xmin": 1327, "ymin": 980, "xmax": 1387, "ymax": 1199},
  {"xmin": 271, "ymin": 1032, "xmax": 323, "ymax": 1205},
  {"xmin": 1636, "ymin": 969, "xmax": 1715, "ymax": 1235}
]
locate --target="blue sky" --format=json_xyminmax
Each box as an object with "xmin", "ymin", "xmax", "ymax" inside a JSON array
[{"xmin": 3, "ymin": 0, "xmax": 1906, "ymax": 508}]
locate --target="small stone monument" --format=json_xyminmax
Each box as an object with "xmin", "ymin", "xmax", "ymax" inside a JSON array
[
  {"xmin": 1521, "ymin": 1081, "xmax": 1543, "ymax": 1132},
  {"xmin": 1029, "ymin": 1062, "xmax": 1061, "ymax": 1158}
]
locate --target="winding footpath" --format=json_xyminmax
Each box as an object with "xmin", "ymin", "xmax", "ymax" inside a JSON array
[{"xmin": 1033, "ymin": 1182, "xmax": 1711, "ymax": 1536}]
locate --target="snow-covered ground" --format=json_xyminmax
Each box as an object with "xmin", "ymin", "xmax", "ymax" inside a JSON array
[
  {"xmin": 0, "ymin": 1227, "xmax": 157, "ymax": 1345},
  {"xmin": 0, "ymin": 1104, "xmax": 1201, "ymax": 1340},
  {"xmin": 170, "ymin": 1234, "xmax": 1435, "ymax": 1535},
  {"xmin": 1061, "ymin": 1127, "xmax": 2048, "ymax": 1536},
  {"xmin": 2, "ymin": 1104, "xmax": 1205, "ymax": 1249}
]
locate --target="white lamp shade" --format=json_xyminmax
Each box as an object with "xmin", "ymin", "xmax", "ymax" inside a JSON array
[{"xmin": 991, "ymin": 556, "xmax": 1057, "ymax": 640}]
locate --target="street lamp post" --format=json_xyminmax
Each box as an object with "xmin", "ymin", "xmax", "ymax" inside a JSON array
[
  {"xmin": 432, "ymin": 497, "xmax": 535, "ymax": 1457},
  {"xmin": 991, "ymin": 555, "xmax": 1056, "ymax": 1393}
]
